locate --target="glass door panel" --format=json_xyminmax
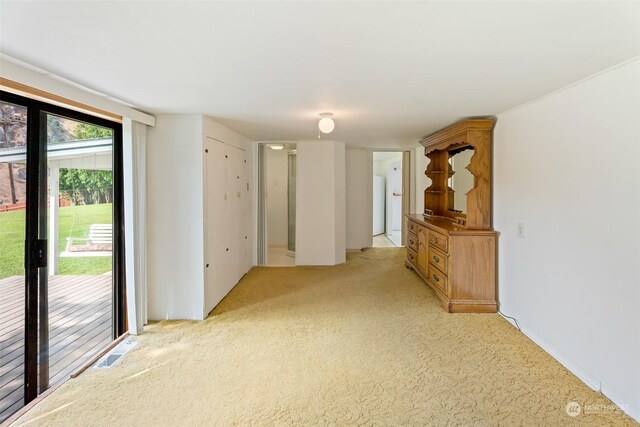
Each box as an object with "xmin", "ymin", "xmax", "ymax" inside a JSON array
[
  {"xmin": 43, "ymin": 113, "xmax": 114, "ymax": 387},
  {"xmin": 0, "ymin": 101, "xmax": 28, "ymax": 422},
  {"xmin": 0, "ymin": 92, "xmax": 124, "ymax": 423}
]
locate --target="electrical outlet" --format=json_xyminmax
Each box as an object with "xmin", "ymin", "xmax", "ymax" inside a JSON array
[{"xmin": 517, "ymin": 223, "xmax": 525, "ymax": 239}]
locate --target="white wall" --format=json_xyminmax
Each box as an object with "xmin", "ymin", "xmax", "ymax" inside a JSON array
[
  {"xmin": 494, "ymin": 58, "xmax": 640, "ymax": 421},
  {"xmin": 147, "ymin": 115, "xmax": 254, "ymax": 320},
  {"xmin": 265, "ymin": 148, "xmax": 289, "ymax": 247},
  {"xmin": 346, "ymin": 149, "xmax": 373, "ymax": 249},
  {"xmin": 296, "ymin": 140, "xmax": 346, "ymax": 265},
  {"xmin": 147, "ymin": 115, "xmax": 204, "ymax": 320},
  {"xmin": 334, "ymin": 144, "xmax": 346, "ymax": 262}
]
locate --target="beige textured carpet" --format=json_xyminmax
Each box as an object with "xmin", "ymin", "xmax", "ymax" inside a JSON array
[{"xmin": 13, "ymin": 249, "xmax": 636, "ymax": 426}]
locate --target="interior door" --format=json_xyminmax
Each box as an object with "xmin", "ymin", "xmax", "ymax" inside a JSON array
[
  {"xmin": 242, "ymin": 150, "xmax": 250, "ymax": 273},
  {"xmin": 390, "ymin": 161, "xmax": 402, "ymax": 233},
  {"xmin": 204, "ymin": 137, "xmax": 227, "ymax": 312},
  {"xmin": 204, "ymin": 138, "xmax": 248, "ymax": 313},
  {"xmin": 226, "ymin": 144, "xmax": 244, "ymax": 284},
  {"xmin": 372, "ymin": 176, "xmax": 385, "ymax": 235}
]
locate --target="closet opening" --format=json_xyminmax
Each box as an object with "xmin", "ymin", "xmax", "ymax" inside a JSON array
[
  {"xmin": 372, "ymin": 151, "xmax": 409, "ymax": 248},
  {"xmin": 257, "ymin": 143, "xmax": 296, "ymax": 266}
]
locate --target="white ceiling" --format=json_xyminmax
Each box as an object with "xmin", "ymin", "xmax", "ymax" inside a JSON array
[{"xmin": 1, "ymin": 1, "xmax": 639, "ymax": 147}]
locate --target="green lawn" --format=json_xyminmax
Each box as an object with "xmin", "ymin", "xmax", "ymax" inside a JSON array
[{"xmin": 0, "ymin": 203, "xmax": 113, "ymax": 280}]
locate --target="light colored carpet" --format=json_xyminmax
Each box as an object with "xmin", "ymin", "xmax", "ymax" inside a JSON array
[{"xmin": 12, "ymin": 249, "xmax": 636, "ymax": 426}]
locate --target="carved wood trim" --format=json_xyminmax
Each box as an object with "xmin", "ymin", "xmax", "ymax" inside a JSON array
[
  {"xmin": 420, "ymin": 118, "xmax": 495, "ymax": 230},
  {"xmin": 419, "ymin": 118, "xmax": 495, "ymax": 150}
]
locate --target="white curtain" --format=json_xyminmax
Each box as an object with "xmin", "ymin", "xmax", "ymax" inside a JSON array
[{"xmin": 123, "ymin": 118, "xmax": 148, "ymax": 335}]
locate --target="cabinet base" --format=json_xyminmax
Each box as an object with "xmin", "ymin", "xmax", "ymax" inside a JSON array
[{"xmin": 406, "ymin": 259, "xmax": 497, "ymax": 313}]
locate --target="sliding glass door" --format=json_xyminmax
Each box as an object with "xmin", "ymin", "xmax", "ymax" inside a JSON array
[
  {"xmin": 0, "ymin": 91, "xmax": 126, "ymax": 422},
  {"xmin": 0, "ymin": 100, "xmax": 28, "ymax": 420}
]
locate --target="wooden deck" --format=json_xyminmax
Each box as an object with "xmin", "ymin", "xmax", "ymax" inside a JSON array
[{"xmin": 0, "ymin": 274, "xmax": 112, "ymax": 421}]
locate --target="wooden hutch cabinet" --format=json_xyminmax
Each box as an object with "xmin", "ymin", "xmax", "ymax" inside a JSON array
[{"xmin": 406, "ymin": 118, "xmax": 497, "ymax": 313}]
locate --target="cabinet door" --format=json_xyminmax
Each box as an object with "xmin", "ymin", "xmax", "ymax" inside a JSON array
[
  {"xmin": 417, "ymin": 226, "xmax": 428, "ymax": 274},
  {"xmin": 204, "ymin": 138, "xmax": 228, "ymax": 312},
  {"xmin": 225, "ymin": 144, "xmax": 245, "ymax": 285},
  {"xmin": 241, "ymin": 151, "xmax": 251, "ymax": 273}
]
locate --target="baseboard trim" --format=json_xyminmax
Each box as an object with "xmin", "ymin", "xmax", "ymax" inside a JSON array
[
  {"xmin": 499, "ymin": 313, "xmax": 601, "ymax": 390},
  {"xmin": 499, "ymin": 313, "xmax": 638, "ymax": 422}
]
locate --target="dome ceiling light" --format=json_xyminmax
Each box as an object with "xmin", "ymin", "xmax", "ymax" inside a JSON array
[{"xmin": 318, "ymin": 112, "xmax": 335, "ymax": 134}]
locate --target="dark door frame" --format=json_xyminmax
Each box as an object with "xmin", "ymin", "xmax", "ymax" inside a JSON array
[{"xmin": 0, "ymin": 90, "xmax": 126, "ymax": 406}]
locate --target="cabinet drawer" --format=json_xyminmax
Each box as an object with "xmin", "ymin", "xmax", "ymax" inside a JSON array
[
  {"xmin": 428, "ymin": 246, "xmax": 447, "ymax": 274},
  {"xmin": 407, "ymin": 220, "xmax": 420, "ymax": 234},
  {"xmin": 407, "ymin": 232, "xmax": 418, "ymax": 252},
  {"xmin": 428, "ymin": 264, "xmax": 448, "ymax": 295},
  {"xmin": 428, "ymin": 230, "xmax": 448, "ymax": 253},
  {"xmin": 407, "ymin": 248, "xmax": 418, "ymax": 266}
]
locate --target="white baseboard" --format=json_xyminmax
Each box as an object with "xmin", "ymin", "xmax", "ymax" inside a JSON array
[
  {"xmin": 499, "ymin": 313, "xmax": 600, "ymax": 391},
  {"xmin": 499, "ymin": 313, "xmax": 638, "ymax": 422}
]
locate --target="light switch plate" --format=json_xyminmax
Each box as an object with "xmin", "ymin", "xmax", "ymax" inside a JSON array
[{"xmin": 517, "ymin": 223, "xmax": 525, "ymax": 239}]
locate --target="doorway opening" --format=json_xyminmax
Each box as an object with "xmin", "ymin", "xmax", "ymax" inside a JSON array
[
  {"xmin": 372, "ymin": 151, "xmax": 408, "ymax": 248},
  {"xmin": 258, "ymin": 143, "xmax": 296, "ymax": 266}
]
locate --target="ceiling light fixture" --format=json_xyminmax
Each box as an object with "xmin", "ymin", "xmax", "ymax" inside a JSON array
[
  {"xmin": 270, "ymin": 145, "xmax": 284, "ymax": 150},
  {"xmin": 318, "ymin": 112, "xmax": 335, "ymax": 134}
]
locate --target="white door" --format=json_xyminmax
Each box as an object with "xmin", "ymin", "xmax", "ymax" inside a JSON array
[
  {"xmin": 204, "ymin": 138, "xmax": 249, "ymax": 314},
  {"xmin": 372, "ymin": 176, "xmax": 385, "ymax": 235},
  {"xmin": 389, "ymin": 161, "xmax": 402, "ymax": 233},
  {"xmin": 242, "ymin": 151, "xmax": 251, "ymax": 274},
  {"xmin": 204, "ymin": 138, "xmax": 227, "ymax": 313},
  {"xmin": 225, "ymin": 144, "xmax": 245, "ymax": 285}
]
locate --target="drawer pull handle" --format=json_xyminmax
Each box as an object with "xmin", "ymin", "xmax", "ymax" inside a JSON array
[
  {"xmin": 433, "ymin": 256, "xmax": 439, "ymax": 262},
  {"xmin": 432, "ymin": 274, "xmax": 440, "ymax": 282}
]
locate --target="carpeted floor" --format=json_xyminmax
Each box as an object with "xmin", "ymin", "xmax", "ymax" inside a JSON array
[{"xmin": 12, "ymin": 249, "xmax": 636, "ymax": 426}]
